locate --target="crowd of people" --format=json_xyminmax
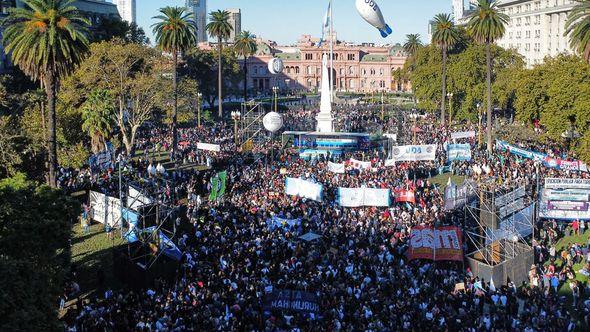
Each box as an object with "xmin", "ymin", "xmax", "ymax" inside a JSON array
[{"xmin": 59, "ymin": 106, "xmax": 590, "ymax": 331}]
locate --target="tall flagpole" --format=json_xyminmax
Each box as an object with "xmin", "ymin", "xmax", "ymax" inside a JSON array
[{"xmin": 329, "ymin": 0, "xmax": 334, "ymax": 102}]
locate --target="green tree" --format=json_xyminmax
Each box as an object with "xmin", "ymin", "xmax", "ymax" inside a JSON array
[
  {"xmin": 65, "ymin": 40, "xmax": 163, "ymax": 156},
  {"xmin": 206, "ymin": 10, "xmax": 233, "ymax": 118},
  {"xmin": 0, "ymin": 173, "xmax": 79, "ymax": 331},
  {"xmin": 91, "ymin": 16, "xmax": 149, "ymax": 45},
  {"xmin": 431, "ymin": 13, "xmax": 460, "ymax": 127},
  {"xmin": 2, "ymin": 0, "xmax": 89, "ymax": 187},
  {"xmin": 565, "ymin": 0, "xmax": 590, "ymax": 63},
  {"xmin": 81, "ymin": 89, "xmax": 116, "ymax": 153},
  {"xmin": 467, "ymin": 0, "xmax": 508, "ymax": 152},
  {"xmin": 403, "ymin": 34, "xmax": 423, "ymax": 57},
  {"xmin": 152, "ymin": 6, "xmax": 197, "ymax": 160},
  {"xmin": 234, "ymin": 31, "xmax": 258, "ymax": 102}
]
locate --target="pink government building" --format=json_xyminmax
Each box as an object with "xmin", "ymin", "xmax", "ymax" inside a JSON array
[{"xmin": 245, "ymin": 34, "xmax": 410, "ymax": 94}]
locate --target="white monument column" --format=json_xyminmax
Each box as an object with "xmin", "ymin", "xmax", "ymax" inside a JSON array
[{"xmin": 316, "ymin": 53, "xmax": 334, "ymax": 133}]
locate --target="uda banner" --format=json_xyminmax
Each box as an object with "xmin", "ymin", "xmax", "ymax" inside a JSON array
[
  {"xmin": 447, "ymin": 144, "xmax": 472, "ymax": 162},
  {"xmin": 408, "ymin": 225, "xmax": 463, "ymax": 261},
  {"xmin": 390, "ymin": 145, "xmax": 436, "ymax": 162},
  {"xmin": 327, "ymin": 161, "xmax": 345, "ymax": 174},
  {"xmin": 285, "ymin": 178, "xmax": 323, "ymax": 202}
]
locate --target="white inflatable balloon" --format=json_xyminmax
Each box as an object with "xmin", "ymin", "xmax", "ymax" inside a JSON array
[
  {"xmin": 355, "ymin": 0, "xmax": 392, "ymax": 38},
  {"xmin": 263, "ymin": 112, "xmax": 283, "ymax": 133},
  {"xmin": 267, "ymin": 58, "xmax": 284, "ymax": 75}
]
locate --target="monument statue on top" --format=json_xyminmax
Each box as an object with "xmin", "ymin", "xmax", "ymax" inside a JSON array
[{"xmin": 316, "ymin": 53, "xmax": 334, "ymax": 133}]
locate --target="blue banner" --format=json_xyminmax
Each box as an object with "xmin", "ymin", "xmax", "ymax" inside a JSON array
[
  {"xmin": 448, "ymin": 144, "xmax": 472, "ymax": 162},
  {"xmin": 267, "ymin": 216, "xmax": 302, "ymax": 231},
  {"xmin": 496, "ymin": 140, "xmax": 546, "ymax": 161}
]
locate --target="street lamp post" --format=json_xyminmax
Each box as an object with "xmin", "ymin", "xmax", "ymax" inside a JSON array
[
  {"xmin": 272, "ymin": 86, "xmax": 279, "ymax": 113},
  {"xmin": 477, "ymin": 102, "xmax": 483, "ymax": 149},
  {"xmin": 231, "ymin": 111, "xmax": 241, "ymax": 147},
  {"xmin": 381, "ymin": 90, "xmax": 385, "ymax": 122},
  {"xmin": 447, "ymin": 92, "xmax": 453, "ymax": 125},
  {"xmin": 197, "ymin": 93, "xmax": 203, "ymax": 128}
]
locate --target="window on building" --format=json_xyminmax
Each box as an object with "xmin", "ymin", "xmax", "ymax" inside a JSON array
[
  {"xmin": 307, "ymin": 66, "xmax": 313, "ymax": 75},
  {"xmin": 340, "ymin": 68, "xmax": 344, "ymax": 75},
  {"xmin": 349, "ymin": 66, "xmax": 354, "ymax": 75},
  {"xmin": 380, "ymin": 68, "xmax": 384, "ymax": 76},
  {"xmin": 305, "ymin": 53, "xmax": 313, "ymax": 60},
  {"xmin": 348, "ymin": 54, "xmax": 355, "ymax": 61},
  {"xmin": 307, "ymin": 79, "xmax": 313, "ymax": 88},
  {"xmin": 349, "ymin": 80, "xmax": 355, "ymax": 88},
  {"xmin": 295, "ymin": 67, "xmax": 300, "ymax": 74}
]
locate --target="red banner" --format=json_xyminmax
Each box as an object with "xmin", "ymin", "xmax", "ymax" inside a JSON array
[
  {"xmin": 407, "ymin": 225, "xmax": 463, "ymax": 261},
  {"xmin": 395, "ymin": 189, "xmax": 416, "ymax": 204}
]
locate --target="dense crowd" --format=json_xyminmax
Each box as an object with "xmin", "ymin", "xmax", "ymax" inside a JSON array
[{"xmin": 60, "ymin": 108, "xmax": 590, "ymax": 331}]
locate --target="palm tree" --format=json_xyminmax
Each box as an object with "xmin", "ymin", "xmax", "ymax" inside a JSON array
[
  {"xmin": 206, "ymin": 10, "xmax": 233, "ymax": 118},
  {"xmin": 2, "ymin": 0, "xmax": 89, "ymax": 187},
  {"xmin": 81, "ymin": 89, "xmax": 116, "ymax": 154},
  {"xmin": 152, "ymin": 6, "xmax": 197, "ymax": 161},
  {"xmin": 403, "ymin": 34, "xmax": 423, "ymax": 57},
  {"xmin": 234, "ymin": 31, "xmax": 257, "ymax": 103},
  {"xmin": 432, "ymin": 13, "xmax": 460, "ymax": 127},
  {"xmin": 565, "ymin": 0, "xmax": 590, "ymax": 63},
  {"xmin": 467, "ymin": 0, "xmax": 508, "ymax": 153}
]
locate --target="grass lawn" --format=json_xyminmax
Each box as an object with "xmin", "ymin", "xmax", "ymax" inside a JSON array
[
  {"xmin": 429, "ymin": 173, "xmax": 466, "ymax": 188},
  {"xmin": 71, "ymin": 223, "xmax": 125, "ymax": 298}
]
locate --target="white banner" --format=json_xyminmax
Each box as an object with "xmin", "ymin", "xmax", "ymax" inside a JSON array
[
  {"xmin": 90, "ymin": 191, "xmax": 121, "ymax": 227},
  {"xmin": 390, "ymin": 145, "xmax": 436, "ymax": 162},
  {"xmin": 285, "ymin": 178, "xmax": 323, "ymax": 202},
  {"xmin": 127, "ymin": 185, "xmax": 152, "ymax": 211},
  {"xmin": 451, "ymin": 131, "xmax": 476, "ymax": 140},
  {"xmin": 327, "ymin": 162, "xmax": 345, "ymax": 174},
  {"xmin": 541, "ymin": 178, "xmax": 590, "ymax": 220},
  {"xmin": 349, "ymin": 158, "xmax": 372, "ymax": 170},
  {"xmin": 338, "ymin": 187, "xmax": 390, "ymax": 207},
  {"xmin": 197, "ymin": 142, "xmax": 221, "ymax": 152}
]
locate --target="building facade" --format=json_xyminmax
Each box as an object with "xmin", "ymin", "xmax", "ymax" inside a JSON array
[
  {"xmin": 245, "ymin": 34, "xmax": 409, "ymax": 94},
  {"xmin": 454, "ymin": 0, "xmax": 576, "ymax": 67},
  {"xmin": 115, "ymin": 0, "xmax": 136, "ymax": 23},
  {"xmin": 186, "ymin": 0, "xmax": 208, "ymax": 43},
  {"xmin": 227, "ymin": 8, "xmax": 241, "ymax": 42}
]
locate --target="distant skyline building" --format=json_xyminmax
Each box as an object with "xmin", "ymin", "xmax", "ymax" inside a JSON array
[
  {"xmin": 227, "ymin": 8, "xmax": 241, "ymax": 42},
  {"xmin": 453, "ymin": 0, "xmax": 576, "ymax": 67},
  {"xmin": 186, "ymin": 0, "xmax": 208, "ymax": 43},
  {"xmin": 115, "ymin": 0, "xmax": 136, "ymax": 24}
]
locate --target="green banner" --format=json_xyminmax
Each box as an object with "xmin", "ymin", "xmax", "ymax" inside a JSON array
[{"xmin": 208, "ymin": 170, "xmax": 227, "ymax": 201}]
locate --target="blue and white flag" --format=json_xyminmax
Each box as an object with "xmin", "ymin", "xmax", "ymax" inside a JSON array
[{"xmin": 318, "ymin": 1, "xmax": 332, "ymax": 47}]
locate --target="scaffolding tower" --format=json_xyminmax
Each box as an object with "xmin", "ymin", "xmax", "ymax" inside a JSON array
[{"xmin": 240, "ymin": 102, "xmax": 267, "ymax": 146}]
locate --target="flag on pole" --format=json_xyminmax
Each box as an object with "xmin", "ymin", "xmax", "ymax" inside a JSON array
[{"xmin": 318, "ymin": 1, "xmax": 331, "ymax": 47}]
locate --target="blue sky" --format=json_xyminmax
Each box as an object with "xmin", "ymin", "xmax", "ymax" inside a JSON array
[{"xmin": 130, "ymin": 0, "xmax": 451, "ymax": 45}]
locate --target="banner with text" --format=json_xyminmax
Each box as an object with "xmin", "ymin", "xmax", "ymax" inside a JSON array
[
  {"xmin": 285, "ymin": 178, "xmax": 323, "ymax": 202},
  {"xmin": 349, "ymin": 158, "xmax": 372, "ymax": 170},
  {"xmin": 408, "ymin": 225, "xmax": 463, "ymax": 261},
  {"xmin": 540, "ymin": 178, "xmax": 590, "ymax": 220},
  {"xmin": 264, "ymin": 289, "xmax": 320, "ymax": 314},
  {"xmin": 447, "ymin": 144, "xmax": 472, "ymax": 162},
  {"xmin": 389, "ymin": 145, "xmax": 436, "ymax": 162},
  {"xmin": 337, "ymin": 187, "xmax": 390, "ymax": 207},
  {"xmin": 543, "ymin": 156, "xmax": 588, "ymax": 173},
  {"xmin": 496, "ymin": 140, "xmax": 546, "ymax": 161},
  {"xmin": 89, "ymin": 191, "xmax": 121, "ymax": 227},
  {"xmin": 444, "ymin": 180, "xmax": 477, "ymax": 211}
]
